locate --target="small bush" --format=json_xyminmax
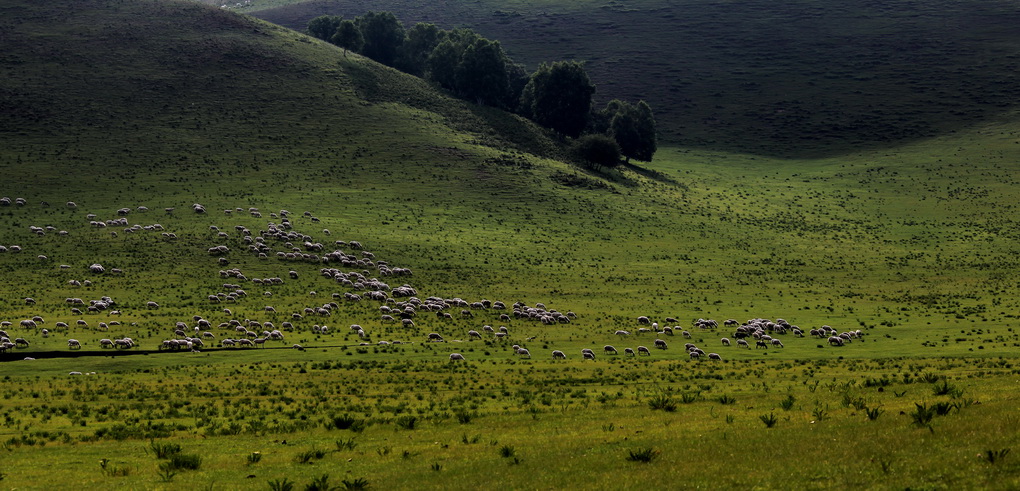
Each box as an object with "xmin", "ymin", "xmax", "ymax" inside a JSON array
[
  {"xmin": 932, "ymin": 380, "xmax": 954, "ymax": 396},
  {"xmin": 268, "ymin": 478, "xmax": 295, "ymax": 491},
  {"xmin": 295, "ymin": 448, "xmax": 328, "ymax": 464},
  {"xmin": 779, "ymin": 395, "xmax": 795, "ymax": 411},
  {"xmin": 327, "ymin": 414, "xmax": 365, "ymax": 432},
  {"xmin": 626, "ymin": 448, "xmax": 660, "ymax": 463},
  {"xmin": 932, "ymin": 401, "xmax": 957, "ymax": 416},
  {"xmin": 395, "ymin": 415, "xmax": 418, "ymax": 430},
  {"xmin": 149, "ymin": 440, "xmax": 182, "ymax": 459},
  {"xmin": 760, "ymin": 412, "xmax": 778, "ymax": 428},
  {"xmin": 648, "ymin": 394, "xmax": 677, "ymax": 412},
  {"xmin": 717, "ymin": 395, "xmax": 736, "ymax": 405},
  {"xmin": 573, "ymin": 134, "xmax": 621, "ymax": 170},
  {"xmin": 910, "ymin": 403, "xmax": 936, "ymax": 427},
  {"xmin": 679, "ymin": 391, "xmax": 700, "ymax": 404},
  {"xmin": 165, "ymin": 453, "xmax": 202, "ymax": 471},
  {"xmin": 247, "ymin": 451, "xmax": 262, "ymax": 465},
  {"xmin": 335, "ymin": 438, "xmax": 357, "ymax": 451},
  {"xmin": 498, "ymin": 445, "xmax": 515, "ymax": 458},
  {"xmin": 982, "ymin": 448, "xmax": 1010, "ymax": 464},
  {"xmin": 864, "ymin": 406, "xmax": 884, "ymax": 421},
  {"xmin": 304, "ymin": 474, "xmax": 335, "ymax": 491},
  {"xmin": 341, "ymin": 477, "xmax": 371, "ymax": 490}
]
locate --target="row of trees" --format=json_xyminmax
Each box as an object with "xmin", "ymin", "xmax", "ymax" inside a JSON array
[{"xmin": 308, "ymin": 13, "xmax": 656, "ymax": 164}]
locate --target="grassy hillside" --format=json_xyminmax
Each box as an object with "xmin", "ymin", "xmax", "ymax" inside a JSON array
[
  {"xmin": 247, "ymin": 0, "xmax": 1020, "ymax": 157},
  {"xmin": 2, "ymin": 0, "xmax": 1020, "ymax": 488}
]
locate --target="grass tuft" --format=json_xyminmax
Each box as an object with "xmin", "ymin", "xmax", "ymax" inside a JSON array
[{"xmin": 626, "ymin": 448, "xmax": 660, "ymax": 463}]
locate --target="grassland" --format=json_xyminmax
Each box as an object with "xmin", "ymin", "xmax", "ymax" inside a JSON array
[{"xmin": 1, "ymin": 0, "xmax": 1020, "ymax": 488}]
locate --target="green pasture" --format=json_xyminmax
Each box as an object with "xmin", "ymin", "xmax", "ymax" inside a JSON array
[
  {"xmin": 0, "ymin": 356, "xmax": 1017, "ymax": 488},
  {"xmin": 2, "ymin": 0, "xmax": 1020, "ymax": 488}
]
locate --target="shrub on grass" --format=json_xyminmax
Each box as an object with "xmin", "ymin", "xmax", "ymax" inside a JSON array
[
  {"xmin": 648, "ymin": 394, "xmax": 677, "ymax": 412},
  {"xmin": 149, "ymin": 440, "xmax": 182, "ymax": 459},
  {"xmin": 626, "ymin": 448, "xmax": 660, "ymax": 463}
]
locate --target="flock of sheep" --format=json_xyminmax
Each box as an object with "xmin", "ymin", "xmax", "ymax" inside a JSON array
[{"xmin": 0, "ymin": 197, "xmax": 863, "ymax": 366}]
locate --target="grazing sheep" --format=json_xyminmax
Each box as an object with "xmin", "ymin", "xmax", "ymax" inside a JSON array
[
  {"xmin": 637, "ymin": 346, "xmax": 650, "ymax": 356},
  {"xmin": 721, "ymin": 337, "xmax": 731, "ymax": 346},
  {"xmin": 654, "ymin": 339, "xmax": 668, "ymax": 349},
  {"xmin": 516, "ymin": 348, "xmax": 531, "ymax": 358},
  {"xmin": 604, "ymin": 345, "xmax": 618, "ymax": 355},
  {"xmin": 615, "ymin": 330, "xmax": 630, "ymax": 336},
  {"xmin": 67, "ymin": 339, "xmax": 81, "ymax": 349},
  {"xmin": 637, "ymin": 316, "xmax": 651, "ymax": 325},
  {"xmin": 468, "ymin": 330, "xmax": 481, "ymax": 339},
  {"xmin": 756, "ymin": 340, "xmax": 769, "ymax": 349},
  {"xmin": 737, "ymin": 339, "xmax": 749, "ymax": 348},
  {"xmin": 771, "ymin": 339, "xmax": 784, "ymax": 348},
  {"xmin": 428, "ymin": 333, "xmax": 445, "ymax": 342},
  {"xmin": 689, "ymin": 351, "xmax": 701, "ymax": 360},
  {"xmin": 682, "ymin": 331, "xmax": 692, "ymax": 339},
  {"xmin": 551, "ymin": 350, "xmax": 566, "ymax": 359},
  {"xmin": 708, "ymin": 352, "xmax": 722, "ymax": 360},
  {"xmin": 582, "ymin": 351, "xmax": 596, "ymax": 361},
  {"xmin": 449, "ymin": 353, "xmax": 465, "ymax": 361},
  {"xmin": 828, "ymin": 336, "xmax": 845, "ymax": 346}
]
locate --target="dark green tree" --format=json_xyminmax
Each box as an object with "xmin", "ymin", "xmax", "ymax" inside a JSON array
[
  {"xmin": 519, "ymin": 61, "xmax": 596, "ymax": 138},
  {"xmin": 455, "ymin": 39, "xmax": 510, "ymax": 107},
  {"xmin": 505, "ymin": 62, "xmax": 530, "ymax": 110},
  {"xmin": 397, "ymin": 22, "xmax": 444, "ymax": 77},
  {"xmin": 331, "ymin": 20, "xmax": 363, "ymax": 57},
  {"xmin": 573, "ymin": 134, "xmax": 621, "ymax": 170},
  {"xmin": 426, "ymin": 39, "xmax": 461, "ymax": 91},
  {"xmin": 307, "ymin": 15, "xmax": 343, "ymax": 42},
  {"xmin": 355, "ymin": 11, "xmax": 405, "ymax": 66},
  {"xmin": 609, "ymin": 100, "xmax": 657, "ymax": 162}
]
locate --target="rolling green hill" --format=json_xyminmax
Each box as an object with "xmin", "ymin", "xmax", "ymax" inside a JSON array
[
  {"xmin": 3, "ymin": 0, "xmax": 1020, "ymax": 358},
  {"xmin": 247, "ymin": 0, "xmax": 1020, "ymax": 157},
  {"xmin": 2, "ymin": 0, "xmax": 1020, "ymax": 488}
]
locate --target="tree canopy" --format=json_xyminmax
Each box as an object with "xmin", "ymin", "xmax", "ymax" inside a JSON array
[
  {"xmin": 355, "ymin": 11, "xmax": 405, "ymax": 67},
  {"xmin": 455, "ymin": 39, "xmax": 510, "ymax": 107},
  {"xmin": 519, "ymin": 61, "xmax": 596, "ymax": 138},
  {"xmin": 331, "ymin": 20, "xmax": 363, "ymax": 57},
  {"xmin": 396, "ymin": 22, "xmax": 444, "ymax": 77},
  {"xmin": 304, "ymin": 11, "xmax": 653, "ymax": 165},
  {"xmin": 608, "ymin": 100, "xmax": 657, "ymax": 162},
  {"xmin": 307, "ymin": 15, "xmax": 343, "ymax": 42}
]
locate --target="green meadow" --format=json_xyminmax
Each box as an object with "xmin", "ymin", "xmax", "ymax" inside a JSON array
[{"xmin": 0, "ymin": 0, "xmax": 1019, "ymax": 488}]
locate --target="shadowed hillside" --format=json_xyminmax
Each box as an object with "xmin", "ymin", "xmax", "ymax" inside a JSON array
[
  {"xmin": 250, "ymin": 0, "xmax": 1020, "ymax": 157},
  {"xmin": 0, "ymin": 0, "xmax": 560, "ymax": 170}
]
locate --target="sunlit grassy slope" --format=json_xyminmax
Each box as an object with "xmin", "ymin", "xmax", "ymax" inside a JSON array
[
  {"xmin": 3, "ymin": 0, "xmax": 1020, "ymax": 358},
  {"xmin": 248, "ymin": 0, "xmax": 1020, "ymax": 157}
]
